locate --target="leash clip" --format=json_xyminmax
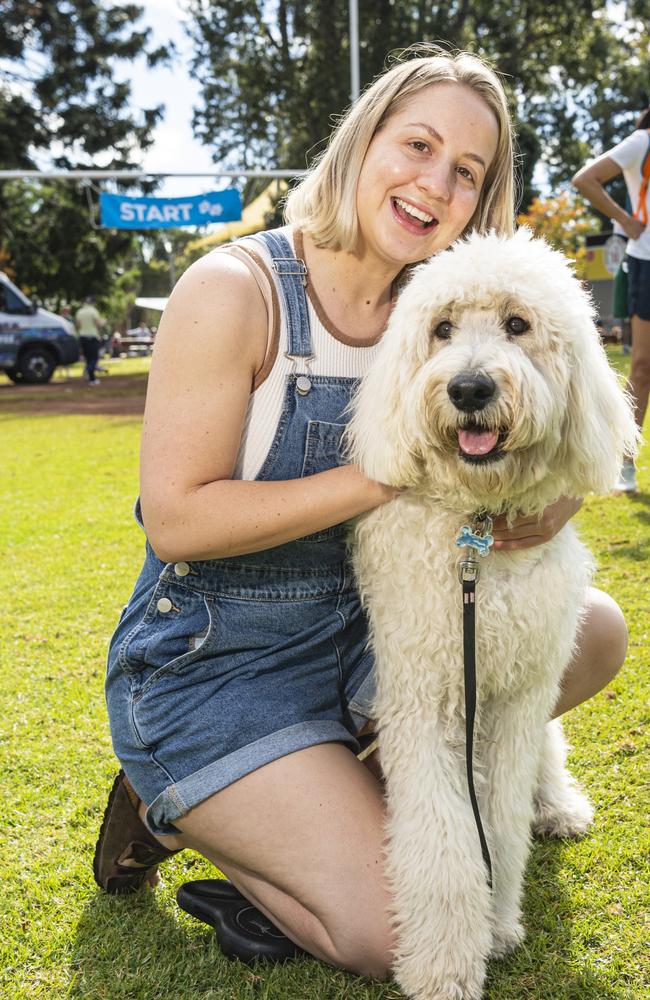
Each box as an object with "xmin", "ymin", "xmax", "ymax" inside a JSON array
[
  {"xmin": 455, "ymin": 513, "xmax": 494, "ymax": 584},
  {"xmin": 458, "ymin": 556, "xmax": 480, "ymax": 585}
]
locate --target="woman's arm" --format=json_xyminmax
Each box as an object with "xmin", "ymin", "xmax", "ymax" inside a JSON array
[
  {"xmin": 572, "ymin": 155, "xmax": 645, "ymax": 240},
  {"xmin": 140, "ymin": 252, "xmax": 395, "ymax": 563}
]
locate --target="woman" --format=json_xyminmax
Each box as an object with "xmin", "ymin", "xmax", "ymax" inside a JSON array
[
  {"xmin": 573, "ymin": 108, "xmax": 650, "ymax": 493},
  {"xmin": 95, "ymin": 48, "xmax": 628, "ymax": 978}
]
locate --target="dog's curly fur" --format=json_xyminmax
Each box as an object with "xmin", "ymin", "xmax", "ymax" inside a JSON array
[{"xmin": 347, "ymin": 230, "xmax": 638, "ymax": 1000}]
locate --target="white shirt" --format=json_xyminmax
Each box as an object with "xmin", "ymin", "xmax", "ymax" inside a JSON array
[{"xmin": 608, "ymin": 129, "xmax": 650, "ymax": 260}]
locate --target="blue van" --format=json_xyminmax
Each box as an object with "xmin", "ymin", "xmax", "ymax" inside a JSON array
[{"xmin": 0, "ymin": 271, "xmax": 80, "ymax": 383}]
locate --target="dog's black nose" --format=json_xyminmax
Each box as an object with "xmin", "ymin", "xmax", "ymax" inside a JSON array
[{"xmin": 447, "ymin": 371, "xmax": 496, "ymax": 411}]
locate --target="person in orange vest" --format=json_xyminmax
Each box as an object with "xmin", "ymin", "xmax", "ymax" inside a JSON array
[{"xmin": 573, "ymin": 108, "xmax": 650, "ymax": 494}]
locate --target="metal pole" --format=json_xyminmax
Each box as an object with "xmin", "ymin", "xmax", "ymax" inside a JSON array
[
  {"xmin": 0, "ymin": 169, "xmax": 306, "ymax": 180},
  {"xmin": 349, "ymin": 0, "xmax": 360, "ymax": 104}
]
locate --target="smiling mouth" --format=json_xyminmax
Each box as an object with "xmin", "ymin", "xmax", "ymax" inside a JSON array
[
  {"xmin": 457, "ymin": 423, "xmax": 507, "ymax": 464},
  {"xmin": 391, "ymin": 196, "xmax": 438, "ymax": 232}
]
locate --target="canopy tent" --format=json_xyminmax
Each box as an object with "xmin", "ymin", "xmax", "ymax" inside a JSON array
[{"xmin": 135, "ymin": 296, "xmax": 168, "ymax": 311}]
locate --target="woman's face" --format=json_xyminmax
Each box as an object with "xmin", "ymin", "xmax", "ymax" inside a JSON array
[{"xmin": 355, "ymin": 82, "xmax": 500, "ymax": 270}]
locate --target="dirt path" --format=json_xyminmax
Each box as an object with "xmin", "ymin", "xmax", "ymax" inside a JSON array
[{"xmin": 0, "ymin": 374, "xmax": 147, "ymax": 415}]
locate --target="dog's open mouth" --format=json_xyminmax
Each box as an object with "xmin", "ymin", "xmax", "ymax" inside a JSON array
[{"xmin": 457, "ymin": 424, "xmax": 507, "ymax": 464}]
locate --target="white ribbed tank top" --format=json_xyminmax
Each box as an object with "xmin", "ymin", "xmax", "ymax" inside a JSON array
[{"xmin": 219, "ymin": 226, "xmax": 386, "ymax": 481}]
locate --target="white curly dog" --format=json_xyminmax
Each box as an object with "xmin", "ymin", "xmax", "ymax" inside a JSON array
[{"xmin": 347, "ymin": 230, "xmax": 637, "ymax": 1000}]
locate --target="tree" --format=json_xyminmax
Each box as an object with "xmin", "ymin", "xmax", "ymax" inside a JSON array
[
  {"xmin": 0, "ymin": 1, "xmax": 168, "ymax": 308},
  {"xmin": 0, "ymin": 178, "xmax": 136, "ymax": 310},
  {"xmin": 186, "ymin": 1, "xmax": 650, "ymax": 214},
  {"xmin": 0, "ymin": 0, "xmax": 166, "ymax": 169}
]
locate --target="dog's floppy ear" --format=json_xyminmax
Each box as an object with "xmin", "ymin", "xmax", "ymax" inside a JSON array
[
  {"xmin": 345, "ymin": 307, "xmax": 426, "ymax": 487},
  {"xmin": 557, "ymin": 315, "xmax": 638, "ymax": 496}
]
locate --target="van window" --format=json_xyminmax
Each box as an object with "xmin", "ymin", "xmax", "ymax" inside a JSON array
[{"xmin": 0, "ymin": 284, "xmax": 32, "ymax": 315}]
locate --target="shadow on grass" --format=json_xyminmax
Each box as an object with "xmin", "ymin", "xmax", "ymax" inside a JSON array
[
  {"xmin": 0, "ymin": 371, "xmax": 149, "ymax": 416},
  {"xmin": 70, "ymin": 888, "xmax": 259, "ymax": 1000},
  {"xmin": 70, "ymin": 885, "xmax": 384, "ymax": 1000},
  {"xmin": 485, "ymin": 837, "xmax": 619, "ymax": 1000},
  {"xmin": 70, "ymin": 840, "xmax": 620, "ymax": 1000},
  {"xmin": 607, "ymin": 538, "xmax": 650, "ymax": 561},
  {"xmin": 629, "ymin": 494, "xmax": 650, "ymax": 522}
]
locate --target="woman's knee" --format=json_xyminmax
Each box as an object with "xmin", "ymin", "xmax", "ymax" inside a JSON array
[
  {"xmin": 582, "ymin": 589, "xmax": 628, "ymax": 684},
  {"xmin": 325, "ymin": 919, "xmax": 394, "ymax": 979}
]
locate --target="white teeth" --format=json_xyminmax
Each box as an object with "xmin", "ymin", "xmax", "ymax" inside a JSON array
[{"xmin": 395, "ymin": 197, "xmax": 434, "ymax": 224}]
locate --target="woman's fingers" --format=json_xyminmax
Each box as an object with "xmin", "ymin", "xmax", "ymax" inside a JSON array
[{"xmin": 491, "ymin": 496, "xmax": 583, "ymax": 550}]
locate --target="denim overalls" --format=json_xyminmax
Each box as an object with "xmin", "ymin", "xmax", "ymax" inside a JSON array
[{"xmin": 105, "ymin": 231, "xmax": 376, "ymax": 834}]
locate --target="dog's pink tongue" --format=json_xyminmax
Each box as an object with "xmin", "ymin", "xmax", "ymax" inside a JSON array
[{"xmin": 458, "ymin": 428, "xmax": 499, "ymax": 455}]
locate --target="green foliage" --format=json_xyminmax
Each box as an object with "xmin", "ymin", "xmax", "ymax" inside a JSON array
[
  {"xmin": 0, "ymin": 0, "xmax": 166, "ymax": 169},
  {"xmin": 186, "ymin": 1, "xmax": 650, "ymax": 212},
  {"xmin": 0, "ymin": 1, "xmax": 172, "ymax": 319},
  {"xmin": 1, "ymin": 178, "xmax": 134, "ymax": 310}
]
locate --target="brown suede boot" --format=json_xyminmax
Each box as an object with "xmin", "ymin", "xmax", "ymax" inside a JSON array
[{"xmin": 93, "ymin": 771, "xmax": 180, "ymax": 894}]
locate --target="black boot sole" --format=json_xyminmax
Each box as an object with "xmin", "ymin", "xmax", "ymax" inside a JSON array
[{"xmin": 176, "ymin": 879, "xmax": 305, "ymax": 964}]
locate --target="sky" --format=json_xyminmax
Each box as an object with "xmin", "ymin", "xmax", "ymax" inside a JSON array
[
  {"xmin": 123, "ymin": 0, "xmax": 222, "ymax": 198},
  {"xmin": 123, "ymin": 1, "xmax": 551, "ymax": 201}
]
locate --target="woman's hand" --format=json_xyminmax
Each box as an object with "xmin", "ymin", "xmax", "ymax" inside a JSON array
[
  {"xmin": 621, "ymin": 216, "xmax": 645, "ymax": 241},
  {"xmin": 491, "ymin": 496, "xmax": 583, "ymax": 551}
]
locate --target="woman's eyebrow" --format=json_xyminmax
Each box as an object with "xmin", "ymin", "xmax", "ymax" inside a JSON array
[{"xmin": 404, "ymin": 121, "xmax": 487, "ymax": 170}]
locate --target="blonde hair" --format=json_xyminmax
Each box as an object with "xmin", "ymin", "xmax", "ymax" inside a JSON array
[{"xmin": 285, "ymin": 45, "xmax": 516, "ymax": 249}]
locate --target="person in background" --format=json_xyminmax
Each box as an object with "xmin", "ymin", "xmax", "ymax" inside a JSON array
[
  {"xmin": 75, "ymin": 295, "xmax": 106, "ymax": 385},
  {"xmin": 573, "ymin": 108, "xmax": 650, "ymax": 494},
  {"xmin": 111, "ymin": 330, "xmax": 123, "ymax": 359}
]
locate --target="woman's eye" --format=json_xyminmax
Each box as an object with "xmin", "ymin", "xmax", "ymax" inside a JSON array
[
  {"xmin": 506, "ymin": 316, "xmax": 530, "ymax": 335},
  {"xmin": 434, "ymin": 320, "xmax": 453, "ymax": 339},
  {"xmin": 410, "ymin": 140, "xmax": 429, "ymax": 153},
  {"xmin": 457, "ymin": 166, "xmax": 475, "ymax": 184}
]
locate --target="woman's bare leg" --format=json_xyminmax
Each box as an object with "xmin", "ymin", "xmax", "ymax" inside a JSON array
[
  {"xmin": 552, "ymin": 586, "xmax": 628, "ymax": 718},
  {"xmin": 149, "ymin": 742, "xmax": 393, "ymax": 977}
]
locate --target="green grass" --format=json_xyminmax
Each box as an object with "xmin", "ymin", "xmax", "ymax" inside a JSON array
[
  {"xmin": 1, "ymin": 350, "xmax": 648, "ymax": 999},
  {"xmin": 48, "ymin": 354, "xmax": 154, "ymax": 383}
]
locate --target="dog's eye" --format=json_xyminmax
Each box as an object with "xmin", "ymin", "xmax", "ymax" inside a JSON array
[
  {"xmin": 506, "ymin": 316, "xmax": 529, "ymax": 336},
  {"xmin": 434, "ymin": 320, "xmax": 453, "ymax": 340}
]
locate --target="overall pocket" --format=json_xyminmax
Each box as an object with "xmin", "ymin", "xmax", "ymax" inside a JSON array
[
  {"xmin": 300, "ymin": 419, "xmax": 346, "ymax": 477},
  {"xmin": 117, "ymin": 579, "xmax": 216, "ymax": 681},
  {"xmin": 299, "ymin": 420, "xmax": 348, "ymax": 543}
]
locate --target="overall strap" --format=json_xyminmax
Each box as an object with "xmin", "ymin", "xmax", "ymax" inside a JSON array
[{"xmin": 257, "ymin": 230, "xmax": 312, "ymax": 358}]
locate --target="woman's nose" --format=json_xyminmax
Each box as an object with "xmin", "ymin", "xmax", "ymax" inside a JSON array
[{"xmin": 417, "ymin": 160, "xmax": 452, "ymax": 204}]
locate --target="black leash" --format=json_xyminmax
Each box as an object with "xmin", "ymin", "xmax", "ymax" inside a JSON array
[{"xmin": 456, "ymin": 515, "xmax": 494, "ymax": 889}]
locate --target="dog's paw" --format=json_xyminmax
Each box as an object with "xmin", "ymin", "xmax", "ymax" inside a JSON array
[
  {"xmin": 490, "ymin": 919, "xmax": 525, "ymax": 959},
  {"xmin": 395, "ymin": 957, "xmax": 485, "ymax": 1000},
  {"xmin": 532, "ymin": 784, "xmax": 594, "ymax": 839},
  {"xmin": 397, "ymin": 977, "xmax": 481, "ymax": 1000}
]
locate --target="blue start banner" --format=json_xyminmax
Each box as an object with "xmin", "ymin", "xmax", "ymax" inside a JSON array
[{"xmin": 99, "ymin": 189, "xmax": 242, "ymax": 229}]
